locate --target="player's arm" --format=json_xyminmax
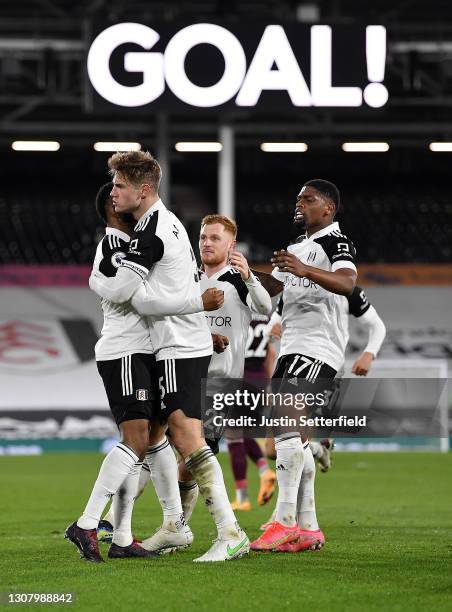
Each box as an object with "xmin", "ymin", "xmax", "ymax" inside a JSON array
[
  {"xmin": 348, "ymin": 286, "xmax": 386, "ymax": 375},
  {"xmin": 131, "ymin": 283, "xmax": 224, "ymax": 315},
  {"xmin": 262, "ymin": 299, "xmax": 283, "ymax": 378},
  {"xmin": 89, "ymin": 262, "xmax": 149, "ymax": 304},
  {"xmin": 262, "ymin": 296, "xmax": 283, "ymax": 338},
  {"xmin": 351, "ymin": 310, "xmax": 386, "ymax": 375},
  {"xmin": 351, "ymin": 311, "xmax": 386, "ymax": 375},
  {"xmin": 92, "ymin": 227, "xmax": 165, "ymax": 304},
  {"xmin": 131, "ymin": 281, "xmax": 202, "ymax": 315},
  {"xmin": 301, "ymin": 265, "xmax": 356, "ymax": 296},
  {"xmin": 245, "ymin": 273, "xmax": 272, "ymax": 315},
  {"xmin": 271, "ymin": 237, "xmax": 357, "ymax": 296},
  {"xmin": 89, "ymin": 234, "xmax": 142, "ymax": 303},
  {"xmin": 251, "ymin": 269, "xmax": 284, "ymax": 297},
  {"xmin": 263, "ymin": 339, "xmax": 278, "ymax": 378},
  {"xmin": 351, "ymin": 307, "xmax": 386, "ymax": 376},
  {"xmin": 229, "ymin": 251, "xmax": 272, "ymax": 315}
]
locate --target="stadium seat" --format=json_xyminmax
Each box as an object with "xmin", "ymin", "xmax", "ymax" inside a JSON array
[{"xmin": 1, "ymin": 185, "xmax": 451, "ymax": 264}]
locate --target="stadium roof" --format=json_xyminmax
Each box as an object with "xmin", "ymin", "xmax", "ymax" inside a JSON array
[{"xmin": 1, "ymin": 1, "xmax": 452, "ymax": 145}]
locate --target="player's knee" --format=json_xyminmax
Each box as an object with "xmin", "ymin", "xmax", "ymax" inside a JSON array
[
  {"xmin": 120, "ymin": 420, "xmax": 149, "ymax": 459},
  {"xmin": 167, "ymin": 412, "xmax": 203, "ymax": 458},
  {"xmin": 149, "ymin": 427, "xmax": 167, "ymax": 446},
  {"xmin": 171, "ymin": 433, "xmax": 192, "ymax": 458},
  {"xmin": 178, "ymin": 460, "xmax": 193, "ymax": 482},
  {"xmin": 172, "ymin": 430, "xmax": 204, "ymax": 459},
  {"xmin": 126, "ymin": 439, "xmax": 148, "ymax": 460}
]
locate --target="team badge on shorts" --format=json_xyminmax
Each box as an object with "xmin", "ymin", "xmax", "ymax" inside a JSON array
[{"xmin": 136, "ymin": 389, "xmax": 149, "ymax": 401}]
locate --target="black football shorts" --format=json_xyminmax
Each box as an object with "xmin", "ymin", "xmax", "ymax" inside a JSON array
[
  {"xmin": 270, "ymin": 353, "xmax": 338, "ymax": 431},
  {"xmin": 157, "ymin": 355, "xmax": 211, "ymax": 420},
  {"xmin": 97, "ymin": 353, "xmax": 159, "ymax": 425}
]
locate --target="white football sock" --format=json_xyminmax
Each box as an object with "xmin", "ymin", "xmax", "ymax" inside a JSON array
[
  {"xmin": 309, "ymin": 440, "xmax": 322, "ymax": 459},
  {"xmin": 77, "ymin": 443, "xmax": 139, "ymax": 530},
  {"xmin": 185, "ymin": 446, "xmax": 239, "ymax": 539},
  {"xmin": 137, "ymin": 461, "xmax": 152, "ymax": 495},
  {"xmin": 274, "ymin": 435, "xmax": 304, "ymax": 527},
  {"xmin": 236, "ymin": 486, "xmax": 249, "ymax": 503},
  {"xmin": 297, "ymin": 444, "xmax": 319, "ymax": 531},
  {"xmin": 257, "ymin": 458, "xmax": 270, "ymax": 476},
  {"xmin": 111, "ymin": 461, "xmax": 142, "ymax": 547},
  {"xmin": 102, "ymin": 507, "xmax": 114, "ymax": 527},
  {"xmin": 178, "ymin": 480, "xmax": 199, "ymax": 523},
  {"xmin": 103, "ymin": 461, "xmax": 151, "ymax": 528},
  {"xmin": 146, "ymin": 438, "xmax": 185, "ymax": 531}
]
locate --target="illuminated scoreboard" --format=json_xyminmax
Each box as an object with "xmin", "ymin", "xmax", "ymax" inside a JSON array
[{"xmin": 86, "ymin": 22, "xmax": 388, "ymax": 110}]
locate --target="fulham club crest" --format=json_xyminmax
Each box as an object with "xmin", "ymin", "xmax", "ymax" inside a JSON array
[
  {"xmin": 0, "ymin": 318, "xmax": 98, "ymax": 374},
  {"xmin": 136, "ymin": 389, "xmax": 149, "ymax": 401}
]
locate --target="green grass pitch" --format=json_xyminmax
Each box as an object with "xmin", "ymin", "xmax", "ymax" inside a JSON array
[{"xmin": 1, "ymin": 452, "xmax": 451, "ymax": 611}]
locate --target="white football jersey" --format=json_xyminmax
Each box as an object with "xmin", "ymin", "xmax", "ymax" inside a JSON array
[
  {"xmin": 272, "ymin": 221, "xmax": 357, "ymax": 372},
  {"xmin": 122, "ymin": 200, "xmax": 212, "ymax": 361},
  {"xmin": 272, "ymin": 286, "xmax": 384, "ymax": 378},
  {"xmin": 200, "ymin": 265, "xmax": 261, "ymax": 378},
  {"xmin": 92, "ymin": 228, "xmax": 154, "ymax": 361}
]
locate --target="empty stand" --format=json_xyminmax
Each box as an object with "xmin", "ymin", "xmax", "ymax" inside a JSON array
[{"xmin": 1, "ymin": 184, "xmax": 451, "ymax": 264}]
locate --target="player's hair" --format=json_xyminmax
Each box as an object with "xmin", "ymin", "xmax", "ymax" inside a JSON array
[
  {"xmin": 304, "ymin": 179, "xmax": 341, "ymax": 215},
  {"xmin": 201, "ymin": 214, "xmax": 237, "ymax": 238},
  {"xmin": 108, "ymin": 150, "xmax": 162, "ymax": 192},
  {"xmin": 95, "ymin": 182, "xmax": 113, "ymax": 224}
]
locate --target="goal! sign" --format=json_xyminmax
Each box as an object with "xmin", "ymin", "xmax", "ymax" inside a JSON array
[{"xmin": 87, "ymin": 22, "xmax": 388, "ymax": 110}]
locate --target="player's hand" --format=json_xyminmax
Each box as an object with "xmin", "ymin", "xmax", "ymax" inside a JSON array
[
  {"xmin": 202, "ymin": 288, "xmax": 224, "ymax": 311},
  {"xmin": 271, "ymin": 250, "xmax": 309, "ymax": 277},
  {"xmin": 212, "ymin": 333, "xmax": 229, "ymax": 353},
  {"xmin": 351, "ymin": 351, "xmax": 374, "ymax": 376},
  {"xmin": 229, "ymin": 251, "xmax": 250, "ymax": 280},
  {"xmin": 269, "ymin": 322, "xmax": 282, "ymax": 341}
]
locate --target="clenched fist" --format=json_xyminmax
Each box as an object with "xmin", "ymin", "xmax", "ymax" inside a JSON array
[
  {"xmin": 202, "ymin": 288, "xmax": 224, "ymax": 311},
  {"xmin": 212, "ymin": 333, "xmax": 229, "ymax": 353},
  {"xmin": 351, "ymin": 351, "xmax": 374, "ymax": 376}
]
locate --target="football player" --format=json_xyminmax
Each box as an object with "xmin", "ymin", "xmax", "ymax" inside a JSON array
[
  {"xmin": 251, "ymin": 179, "xmax": 357, "ymax": 553},
  {"xmin": 176, "ymin": 215, "xmax": 273, "ymax": 518},
  {"xmin": 87, "ymin": 152, "xmax": 249, "ymax": 563},
  {"xmin": 66, "ymin": 181, "xmax": 223, "ymax": 562}
]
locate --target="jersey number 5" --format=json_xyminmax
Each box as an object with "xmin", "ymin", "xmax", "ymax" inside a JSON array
[{"xmin": 158, "ymin": 376, "xmax": 166, "ymax": 409}]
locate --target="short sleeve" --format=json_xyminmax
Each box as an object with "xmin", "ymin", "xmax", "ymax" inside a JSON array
[
  {"xmin": 99, "ymin": 236, "xmax": 128, "ymax": 278},
  {"xmin": 122, "ymin": 212, "xmax": 164, "ymax": 274},
  {"xmin": 347, "ymin": 286, "xmax": 371, "ymax": 318},
  {"xmin": 316, "ymin": 234, "xmax": 357, "ymax": 273}
]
